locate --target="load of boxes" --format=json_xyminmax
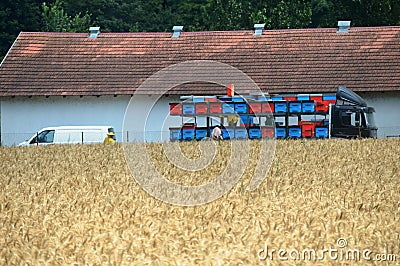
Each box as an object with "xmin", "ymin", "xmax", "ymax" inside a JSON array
[{"xmin": 169, "ymin": 93, "xmax": 336, "ymax": 141}]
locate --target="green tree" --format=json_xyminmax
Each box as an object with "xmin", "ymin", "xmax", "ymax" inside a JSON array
[
  {"xmin": 61, "ymin": 0, "xmax": 177, "ymax": 33},
  {"xmin": 353, "ymin": 0, "xmax": 400, "ymax": 26},
  {"xmin": 311, "ymin": 0, "xmax": 336, "ymax": 27},
  {"xmin": 250, "ymin": 0, "xmax": 312, "ymax": 29},
  {"xmin": 174, "ymin": 0, "xmax": 208, "ymax": 31},
  {"xmin": 133, "ymin": 0, "xmax": 177, "ymax": 32},
  {"xmin": 41, "ymin": 0, "xmax": 91, "ymax": 32},
  {"xmin": 311, "ymin": 0, "xmax": 400, "ymax": 27},
  {"xmin": 0, "ymin": 0, "xmax": 42, "ymax": 61},
  {"xmin": 206, "ymin": 0, "xmax": 252, "ymax": 30}
]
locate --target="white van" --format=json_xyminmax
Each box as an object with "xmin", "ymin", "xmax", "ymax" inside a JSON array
[{"xmin": 18, "ymin": 126, "xmax": 116, "ymax": 146}]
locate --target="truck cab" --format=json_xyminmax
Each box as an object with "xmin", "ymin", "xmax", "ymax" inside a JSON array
[{"xmin": 330, "ymin": 86, "xmax": 377, "ymax": 138}]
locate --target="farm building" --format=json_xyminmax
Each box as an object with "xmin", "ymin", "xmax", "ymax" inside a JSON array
[{"xmin": 0, "ymin": 24, "xmax": 399, "ymax": 145}]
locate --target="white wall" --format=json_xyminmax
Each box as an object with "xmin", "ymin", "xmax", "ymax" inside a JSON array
[
  {"xmin": 360, "ymin": 91, "xmax": 400, "ymax": 138},
  {"xmin": 123, "ymin": 94, "xmax": 182, "ymax": 142},
  {"xmin": 0, "ymin": 95, "xmax": 183, "ymax": 145},
  {"xmin": 0, "ymin": 95, "xmax": 126, "ymax": 145}
]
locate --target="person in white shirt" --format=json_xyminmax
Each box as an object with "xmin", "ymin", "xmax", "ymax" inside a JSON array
[{"xmin": 211, "ymin": 125, "xmax": 223, "ymax": 140}]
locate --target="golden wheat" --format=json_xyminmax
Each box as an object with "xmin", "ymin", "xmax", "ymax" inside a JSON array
[{"xmin": 0, "ymin": 139, "xmax": 399, "ymax": 265}]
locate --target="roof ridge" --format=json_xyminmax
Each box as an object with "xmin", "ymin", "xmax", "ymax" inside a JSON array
[{"xmin": 19, "ymin": 25, "xmax": 400, "ymax": 36}]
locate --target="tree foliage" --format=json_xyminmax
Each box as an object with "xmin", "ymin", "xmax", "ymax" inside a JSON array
[
  {"xmin": 1, "ymin": 0, "xmax": 400, "ymax": 60},
  {"xmin": 41, "ymin": 0, "xmax": 91, "ymax": 32},
  {"xmin": 0, "ymin": 0, "xmax": 42, "ymax": 61},
  {"xmin": 250, "ymin": 0, "xmax": 312, "ymax": 29}
]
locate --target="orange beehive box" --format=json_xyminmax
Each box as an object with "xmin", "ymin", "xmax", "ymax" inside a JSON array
[
  {"xmin": 209, "ymin": 102, "xmax": 222, "ymax": 114},
  {"xmin": 195, "ymin": 102, "xmax": 208, "ymax": 114},
  {"xmin": 249, "ymin": 102, "xmax": 262, "ymax": 114},
  {"xmin": 169, "ymin": 103, "xmax": 182, "ymax": 115},
  {"xmin": 261, "ymin": 127, "xmax": 274, "ymax": 138}
]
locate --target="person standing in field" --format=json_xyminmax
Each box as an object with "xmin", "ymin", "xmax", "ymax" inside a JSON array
[
  {"xmin": 211, "ymin": 125, "xmax": 223, "ymax": 140},
  {"xmin": 103, "ymin": 132, "xmax": 116, "ymax": 144},
  {"xmin": 227, "ymin": 115, "xmax": 238, "ymax": 127}
]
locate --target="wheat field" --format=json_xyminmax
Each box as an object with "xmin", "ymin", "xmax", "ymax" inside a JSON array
[{"xmin": 0, "ymin": 139, "xmax": 399, "ymax": 265}]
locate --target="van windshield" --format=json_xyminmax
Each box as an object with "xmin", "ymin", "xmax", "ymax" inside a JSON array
[{"xmin": 30, "ymin": 130, "xmax": 55, "ymax": 144}]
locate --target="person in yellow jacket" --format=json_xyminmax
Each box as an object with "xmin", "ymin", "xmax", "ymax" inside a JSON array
[
  {"xmin": 103, "ymin": 132, "xmax": 116, "ymax": 144},
  {"xmin": 227, "ymin": 115, "xmax": 238, "ymax": 127}
]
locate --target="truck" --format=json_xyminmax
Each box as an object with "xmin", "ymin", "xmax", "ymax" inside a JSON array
[
  {"xmin": 330, "ymin": 86, "xmax": 377, "ymax": 138},
  {"xmin": 168, "ymin": 86, "xmax": 377, "ymax": 140}
]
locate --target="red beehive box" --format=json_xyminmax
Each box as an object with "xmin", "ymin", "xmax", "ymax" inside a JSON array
[
  {"xmin": 261, "ymin": 102, "xmax": 274, "ymax": 113},
  {"xmin": 195, "ymin": 102, "xmax": 208, "ymax": 114},
  {"xmin": 182, "ymin": 123, "xmax": 196, "ymax": 130},
  {"xmin": 324, "ymin": 100, "xmax": 336, "ymax": 106},
  {"xmin": 261, "ymin": 127, "xmax": 274, "ymax": 138},
  {"xmin": 209, "ymin": 102, "xmax": 222, "ymax": 114},
  {"xmin": 301, "ymin": 123, "xmax": 315, "ymax": 138},
  {"xmin": 315, "ymin": 100, "xmax": 336, "ymax": 113},
  {"xmin": 315, "ymin": 102, "xmax": 328, "ymax": 112},
  {"xmin": 249, "ymin": 102, "xmax": 262, "ymax": 114},
  {"xmin": 169, "ymin": 103, "xmax": 182, "ymax": 115},
  {"xmin": 310, "ymin": 96, "xmax": 323, "ymax": 102},
  {"xmin": 283, "ymin": 96, "xmax": 297, "ymax": 101},
  {"xmin": 205, "ymin": 96, "xmax": 218, "ymax": 102}
]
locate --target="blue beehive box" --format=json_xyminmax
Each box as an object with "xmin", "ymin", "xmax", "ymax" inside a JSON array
[
  {"xmin": 302, "ymin": 101, "xmax": 315, "ymax": 113},
  {"xmin": 182, "ymin": 103, "xmax": 195, "ymax": 115},
  {"xmin": 258, "ymin": 96, "xmax": 270, "ymax": 101},
  {"xmin": 219, "ymin": 97, "xmax": 232, "ymax": 102},
  {"xmin": 248, "ymin": 128, "xmax": 261, "ymax": 139},
  {"xmin": 192, "ymin": 96, "xmax": 205, "ymax": 102},
  {"xmin": 289, "ymin": 127, "xmax": 301, "ymax": 138},
  {"xmin": 182, "ymin": 129, "xmax": 195, "ymax": 140},
  {"xmin": 234, "ymin": 128, "xmax": 247, "ymax": 139},
  {"xmin": 240, "ymin": 116, "xmax": 248, "ymax": 124},
  {"xmin": 274, "ymin": 102, "xmax": 287, "ymax": 113},
  {"xmin": 222, "ymin": 128, "xmax": 235, "ymax": 139},
  {"xmin": 272, "ymin": 96, "xmax": 283, "ymax": 101},
  {"xmin": 289, "ymin": 101, "xmax": 302, "ymax": 113},
  {"xmin": 315, "ymin": 127, "xmax": 329, "ymax": 138},
  {"xmin": 222, "ymin": 103, "xmax": 235, "ymax": 114},
  {"xmin": 195, "ymin": 128, "xmax": 207, "ymax": 140},
  {"xmin": 297, "ymin": 94, "xmax": 310, "ymax": 101},
  {"xmin": 235, "ymin": 103, "xmax": 248, "ymax": 114},
  {"xmin": 170, "ymin": 128, "xmax": 181, "ymax": 141},
  {"xmin": 323, "ymin": 95, "xmax": 336, "ymax": 101},
  {"xmin": 240, "ymin": 116, "xmax": 253, "ymax": 126},
  {"xmin": 275, "ymin": 127, "xmax": 286, "ymax": 139},
  {"xmin": 231, "ymin": 96, "xmax": 244, "ymax": 102},
  {"xmin": 180, "ymin": 95, "xmax": 193, "ymax": 101}
]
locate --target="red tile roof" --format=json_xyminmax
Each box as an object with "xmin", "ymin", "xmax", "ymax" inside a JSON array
[{"xmin": 0, "ymin": 27, "xmax": 399, "ymax": 96}]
